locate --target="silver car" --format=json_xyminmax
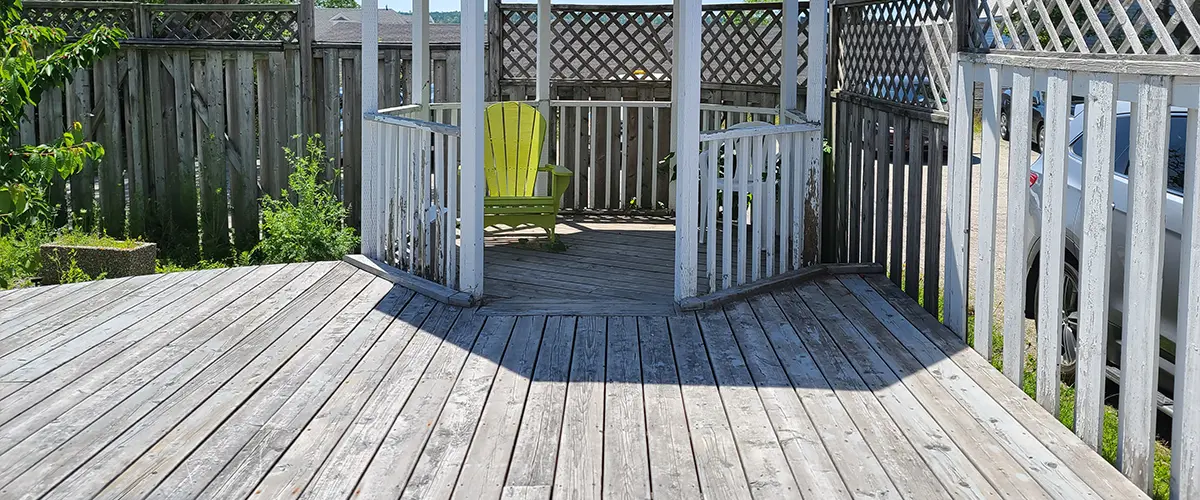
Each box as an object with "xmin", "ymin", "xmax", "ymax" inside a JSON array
[{"xmin": 1024, "ymin": 102, "xmax": 1189, "ymax": 405}]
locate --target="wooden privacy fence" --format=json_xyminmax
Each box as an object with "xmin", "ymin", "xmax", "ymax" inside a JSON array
[{"xmin": 826, "ymin": 0, "xmax": 951, "ymax": 315}]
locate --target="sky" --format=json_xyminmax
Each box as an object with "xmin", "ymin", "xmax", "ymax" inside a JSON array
[{"xmin": 378, "ymin": 0, "xmax": 735, "ymax": 12}]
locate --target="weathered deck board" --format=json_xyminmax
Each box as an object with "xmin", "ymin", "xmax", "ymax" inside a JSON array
[{"xmin": 0, "ymin": 259, "xmax": 1144, "ymax": 500}]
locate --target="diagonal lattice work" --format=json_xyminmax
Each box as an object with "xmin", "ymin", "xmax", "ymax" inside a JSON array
[
  {"xmin": 23, "ymin": 3, "xmax": 139, "ymax": 37},
  {"xmin": 968, "ymin": 0, "xmax": 1200, "ymax": 55},
  {"xmin": 22, "ymin": 1, "xmax": 298, "ymax": 42},
  {"xmin": 148, "ymin": 6, "xmax": 298, "ymax": 42},
  {"xmin": 835, "ymin": 0, "xmax": 954, "ymax": 110},
  {"xmin": 501, "ymin": 2, "xmax": 809, "ymax": 86}
]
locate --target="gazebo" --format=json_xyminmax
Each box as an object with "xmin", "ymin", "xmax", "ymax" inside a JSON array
[{"xmin": 357, "ymin": 0, "xmax": 827, "ymax": 308}]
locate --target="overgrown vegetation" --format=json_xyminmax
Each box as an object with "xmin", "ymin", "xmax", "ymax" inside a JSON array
[
  {"xmin": 0, "ymin": 0, "xmax": 124, "ymax": 229},
  {"xmin": 250, "ymin": 136, "xmax": 358, "ymax": 265}
]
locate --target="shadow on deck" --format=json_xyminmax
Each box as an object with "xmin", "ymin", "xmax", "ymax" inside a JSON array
[{"xmin": 0, "ymin": 258, "xmax": 1144, "ymax": 499}]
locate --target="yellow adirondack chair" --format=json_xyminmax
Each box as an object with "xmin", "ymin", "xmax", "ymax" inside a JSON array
[{"xmin": 483, "ymin": 102, "xmax": 572, "ymax": 240}]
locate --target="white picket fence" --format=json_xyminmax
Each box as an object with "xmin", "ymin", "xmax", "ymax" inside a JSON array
[{"xmin": 946, "ymin": 54, "xmax": 1200, "ymax": 495}]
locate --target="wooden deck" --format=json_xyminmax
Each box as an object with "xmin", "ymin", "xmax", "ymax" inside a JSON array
[{"xmin": 0, "ymin": 261, "xmax": 1144, "ymax": 499}]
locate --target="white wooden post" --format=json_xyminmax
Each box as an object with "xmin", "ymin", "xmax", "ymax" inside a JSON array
[
  {"xmin": 673, "ymin": 0, "xmax": 701, "ymax": 301},
  {"xmin": 801, "ymin": 0, "xmax": 826, "ymax": 265},
  {"xmin": 412, "ymin": 0, "xmax": 430, "ymax": 107},
  {"xmin": 459, "ymin": 0, "xmax": 485, "ymax": 299},
  {"xmin": 536, "ymin": 0, "xmax": 552, "ymax": 190},
  {"xmin": 1173, "ymin": 107, "xmax": 1200, "ymax": 500},
  {"xmin": 360, "ymin": 0, "xmax": 380, "ymax": 258},
  {"xmin": 780, "ymin": 0, "xmax": 798, "ymax": 113},
  {"xmin": 944, "ymin": 56, "xmax": 973, "ymax": 338}
]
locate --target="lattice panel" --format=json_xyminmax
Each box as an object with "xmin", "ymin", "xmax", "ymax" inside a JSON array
[
  {"xmin": 23, "ymin": 4, "xmax": 138, "ymax": 37},
  {"xmin": 836, "ymin": 0, "xmax": 954, "ymax": 110},
  {"xmin": 149, "ymin": 8, "xmax": 298, "ymax": 42},
  {"xmin": 501, "ymin": 4, "xmax": 809, "ymax": 87},
  {"xmin": 969, "ymin": 0, "xmax": 1200, "ymax": 55}
]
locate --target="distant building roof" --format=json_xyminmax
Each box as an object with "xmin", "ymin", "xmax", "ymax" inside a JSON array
[{"xmin": 314, "ymin": 7, "xmax": 460, "ymax": 44}]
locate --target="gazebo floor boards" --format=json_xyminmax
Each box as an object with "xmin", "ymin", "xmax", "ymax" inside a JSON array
[{"xmin": 0, "ymin": 260, "xmax": 1141, "ymax": 499}]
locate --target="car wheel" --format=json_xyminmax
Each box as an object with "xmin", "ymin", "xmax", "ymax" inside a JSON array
[
  {"xmin": 1034, "ymin": 259, "xmax": 1080, "ymax": 382},
  {"xmin": 1035, "ymin": 122, "xmax": 1045, "ymax": 153},
  {"xmin": 1000, "ymin": 109, "xmax": 1010, "ymax": 140}
]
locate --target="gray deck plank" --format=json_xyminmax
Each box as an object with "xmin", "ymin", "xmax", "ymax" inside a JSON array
[
  {"xmin": 453, "ymin": 316, "xmax": 546, "ymax": 500},
  {"xmin": 477, "ymin": 299, "xmax": 676, "ymax": 317},
  {"xmin": 502, "ymin": 316, "xmax": 576, "ymax": 500},
  {"xmin": 0, "ymin": 278, "xmax": 131, "ymax": 334},
  {"xmin": 0, "ymin": 266, "xmax": 269, "ymax": 457},
  {"xmin": 552, "ymin": 316, "xmax": 606, "ymax": 500},
  {"xmin": 719, "ymin": 300, "xmax": 853, "ymax": 500},
  {"xmin": 770, "ymin": 289, "xmax": 983, "ymax": 499},
  {"xmin": 249, "ymin": 294, "xmax": 437, "ymax": 499},
  {"xmin": 694, "ymin": 308, "xmax": 803, "ymax": 500},
  {"xmin": 816, "ymin": 278, "xmax": 1080, "ymax": 496},
  {"xmin": 0, "ymin": 264, "xmax": 313, "ymax": 437},
  {"xmin": 0, "ymin": 264, "xmax": 357, "ymax": 499},
  {"xmin": 58, "ymin": 268, "xmax": 376, "ymax": 500},
  {"xmin": 0, "ymin": 274, "xmax": 163, "ymax": 357},
  {"xmin": 400, "ymin": 316, "xmax": 518, "ymax": 500},
  {"xmin": 635, "ymin": 316, "xmax": 701, "ymax": 499},
  {"xmin": 859, "ymin": 274, "xmax": 1149, "ymax": 500},
  {"xmin": 0, "ymin": 267, "xmax": 238, "ymax": 381},
  {"xmin": 299, "ymin": 302, "xmax": 465, "ymax": 499},
  {"xmin": 665, "ymin": 314, "xmax": 753, "ymax": 500},
  {"xmin": 768, "ymin": 289, "xmax": 1002, "ymax": 500},
  {"xmin": 602, "ymin": 316, "xmax": 651, "ymax": 500},
  {"xmin": 151, "ymin": 279, "xmax": 409, "ymax": 499},
  {"xmin": 344, "ymin": 308, "xmax": 486, "ymax": 499},
  {"xmin": 0, "ymin": 285, "xmax": 51, "ymax": 314}
]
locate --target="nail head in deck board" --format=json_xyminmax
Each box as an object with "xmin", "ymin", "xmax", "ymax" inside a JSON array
[
  {"xmin": 665, "ymin": 314, "xmax": 754, "ymax": 500},
  {"xmin": 552, "ymin": 316, "xmax": 606, "ymax": 500},
  {"xmin": 454, "ymin": 316, "xmax": 547, "ymax": 499},
  {"xmin": 349, "ymin": 309, "xmax": 486, "ymax": 499},
  {"xmin": 301, "ymin": 302, "xmax": 465, "ymax": 499},
  {"xmin": 768, "ymin": 290, "xmax": 999, "ymax": 500},
  {"xmin": 503, "ymin": 316, "xmax": 577, "ymax": 497},
  {"xmin": 400, "ymin": 316, "xmax": 518, "ymax": 500},
  {"xmin": 860, "ymin": 274, "xmax": 1150, "ymax": 500},
  {"xmin": 153, "ymin": 279, "xmax": 409, "ymax": 499},
  {"xmin": 836, "ymin": 276, "xmax": 1107, "ymax": 500},
  {"xmin": 12, "ymin": 265, "xmax": 359, "ymax": 500},
  {"xmin": 602, "ymin": 316, "xmax": 651, "ymax": 499},
  {"xmin": 87, "ymin": 271, "xmax": 379, "ymax": 499},
  {"xmin": 636, "ymin": 316, "xmax": 702, "ymax": 499}
]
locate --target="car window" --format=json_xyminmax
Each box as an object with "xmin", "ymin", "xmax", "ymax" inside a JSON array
[
  {"xmin": 1069, "ymin": 115, "xmax": 1132, "ymax": 175},
  {"xmin": 1068, "ymin": 114, "xmax": 1187, "ymax": 191}
]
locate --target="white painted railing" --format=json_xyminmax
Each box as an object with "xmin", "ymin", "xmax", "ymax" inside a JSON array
[
  {"xmin": 362, "ymin": 112, "xmax": 460, "ymax": 289},
  {"xmin": 695, "ymin": 122, "xmax": 821, "ymax": 294},
  {"xmin": 425, "ymin": 100, "xmax": 778, "ymax": 211},
  {"xmin": 946, "ymin": 54, "xmax": 1200, "ymax": 495}
]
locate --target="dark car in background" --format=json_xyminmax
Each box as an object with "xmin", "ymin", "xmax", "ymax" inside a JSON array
[{"xmin": 1000, "ymin": 89, "xmax": 1047, "ymax": 151}]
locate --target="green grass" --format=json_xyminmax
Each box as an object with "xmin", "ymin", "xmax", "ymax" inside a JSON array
[
  {"xmin": 53, "ymin": 231, "xmax": 142, "ymax": 249},
  {"xmin": 908, "ymin": 271, "xmax": 1171, "ymax": 499}
]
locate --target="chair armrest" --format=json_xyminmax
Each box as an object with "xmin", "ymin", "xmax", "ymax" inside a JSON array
[{"xmin": 539, "ymin": 164, "xmax": 573, "ymax": 177}]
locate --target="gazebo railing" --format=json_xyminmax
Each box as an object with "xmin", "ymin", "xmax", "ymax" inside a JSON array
[
  {"xmin": 362, "ymin": 112, "xmax": 461, "ymax": 289},
  {"xmin": 426, "ymin": 100, "xmax": 779, "ymax": 211},
  {"xmin": 695, "ymin": 122, "xmax": 821, "ymax": 294}
]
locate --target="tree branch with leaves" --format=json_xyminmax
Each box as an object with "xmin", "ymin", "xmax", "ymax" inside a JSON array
[{"xmin": 0, "ymin": 0, "xmax": 125, "ymax": 229}]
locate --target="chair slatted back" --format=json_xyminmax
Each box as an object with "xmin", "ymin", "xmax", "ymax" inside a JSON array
[{"xmin": 483, "ymin": 102, "xmax": 546, "ymax": 197}]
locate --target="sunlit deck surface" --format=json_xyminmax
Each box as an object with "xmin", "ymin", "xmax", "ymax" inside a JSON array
[{"xmin": 0, "ymin": 261, "xmax": 1142, "ymax": 499}]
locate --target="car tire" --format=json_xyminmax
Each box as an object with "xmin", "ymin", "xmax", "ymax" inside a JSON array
[
  {"xmin": 1035, "ymin": 122, "xmax": 1045, "ymax": 153},
  {"xmin": 1000, "ymin": 109, "xmax": 1010, "ymax": 140},
  {"xmin": 1033, "ymin": 258, "xmax": 1080, "ymax": 383}
]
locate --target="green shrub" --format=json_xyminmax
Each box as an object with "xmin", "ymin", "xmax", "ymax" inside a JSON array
[
  {"xmin": 0, "ymin": 222, "xmax": 50, "ymax": 288},
  {"xmin": 58, "ymin": 254, "xmax": 104, "ymax": 284},
  {"xmin": 250, "ymin": 136, "xmax": 358, "ymax": 264}
]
